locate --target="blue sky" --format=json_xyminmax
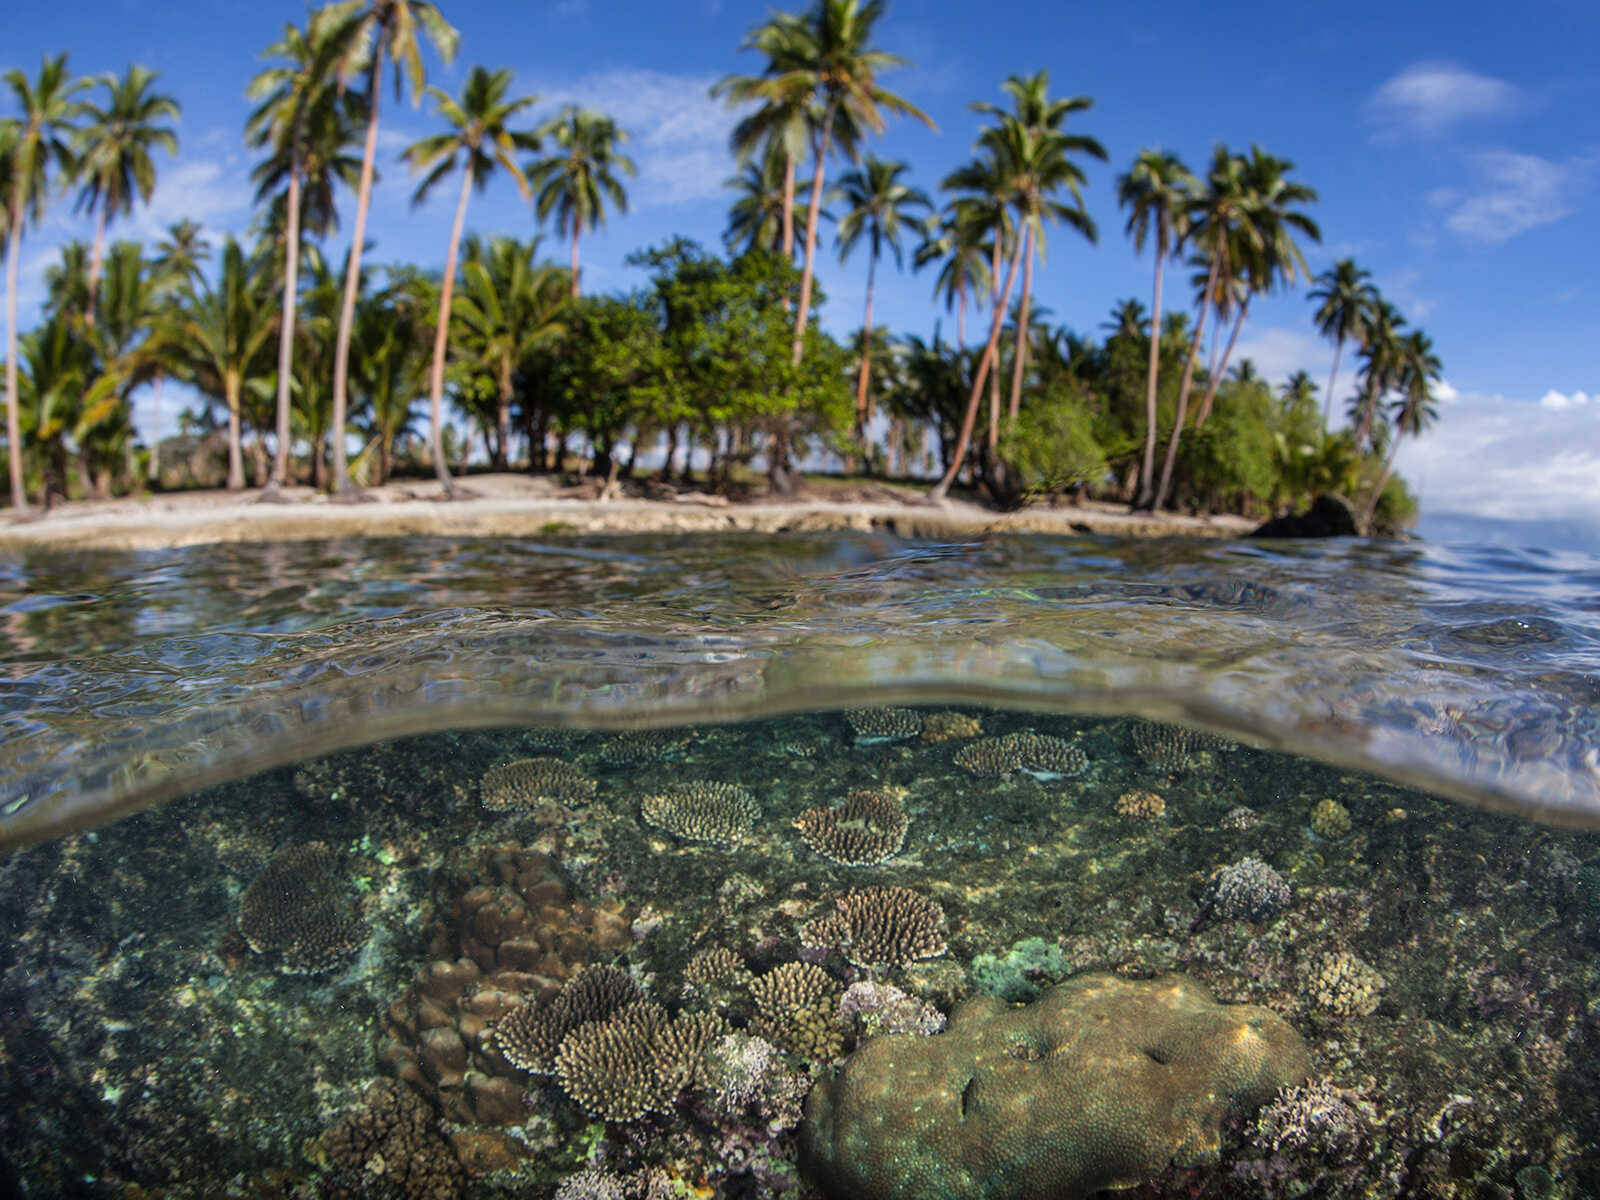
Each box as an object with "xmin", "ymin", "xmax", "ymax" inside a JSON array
[{"xmin": 5, "ymin": 0, "xmax": 1597, "ymax": 530}]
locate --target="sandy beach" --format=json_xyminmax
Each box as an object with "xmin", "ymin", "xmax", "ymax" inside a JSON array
[{"xmin": 0, "ymin": 473, "xmax": 1256, "ymax": 552}]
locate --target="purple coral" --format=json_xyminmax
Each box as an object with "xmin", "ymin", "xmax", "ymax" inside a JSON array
[
  {"xmin": 703, "ymin": 1033, "xmax": 808, "ymax": 1131},
  {"xmin": 839, "ymin": 981, "xmax": 945, "ymax": 1038},
  {"xmin": 1203, "ymin": 856, "xmax": 1291, "ymax": 923}
]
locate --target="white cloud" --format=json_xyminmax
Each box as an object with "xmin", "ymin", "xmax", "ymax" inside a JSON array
[
  {"xmin": 1395, "ymin": 387, "xmax": 1600, "ymax": 523},
  {"xmin": 125, "ymin": 155, "xmax": 255, "ymax": 245},
  {"xmin": 1367, "ymin": 62, "xmax": 1521, "ymax": 139},
  {"xmin": 1429, "ymin": 150, "xmax": 1580, "ymax": 244},
  {"xmin": 1232, "ymin": 327, "xmax": 1331, "ymax": 388},
  {"xmin": 1540, "ymin": 388, "xmax": 1591, "ymax": 410},
  {"xmin": 540, "ymin": 68, "xmax": 735, "ymax": 207}
]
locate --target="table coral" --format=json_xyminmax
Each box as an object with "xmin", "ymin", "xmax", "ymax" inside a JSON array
[{"xmin": 237, "ymin": 842, "xmax": 367, "ymax": 974}]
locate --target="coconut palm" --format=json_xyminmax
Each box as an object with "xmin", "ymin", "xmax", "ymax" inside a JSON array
[
  {"xmin": 834, "ymin": 155, "xmax": 929, "ymax": 462},
  {"xmin": 723, "ymin": 141, "xmax": 792, "ymax": 256},
  {"xmin": 1362, "ymin": 329, "xmax": 1440, "ymax": 527},
  {"xmin": 1117, "ymin": 148, "xmax": 1196, "ymax": 505},
  {"xmin": 451, "ymin": 235, "xmax": 569, "ymax": 469},
  {"xmin": 1309, "ymin": 258, "xmax": 1377, "ymax": 432},
  {"xmin": 248, "ymin": 9, "xmax": 365, "ymax": 492},
  {"xmin": 912, "ymin": 204, "xmax": 991, "ymax": 348},
  {"xmin": 325, "ymin": 0, "xmax": 459, "ymax": 496},
  {"xmin": 146, "ymin": 220, "xmax": 209, "ymax": 480},
  {"xmin": 974, "ymin": 73, "xmax": 1105, "ymax": 426},
  {"xmin": 73, "ymin": 65, "xmax": 179, "ymax": 319},
  {"xmin": 1281, "ymin": 370, "xmax": 1318, "ymax": 412},
  {"xmin": 405, "ymin": 66, "xmax": 537, "ymax": 496},
  {"xmin": 1352, "ymin": 298, "xmax": 1407, "ymax": 451},
  {"xmin": 4, "ymin": 53, "xmax": 90, "ymax": 512},
  {"xmin": 352, "ymin": 277, "xmax": 429, "ymax": 485},
  {"xmin": 1102, "ymin": 298, "xmax": 1150, "ymax": 342},
  {"xmin": 739, "ymin": 0, "xmax": 932, "ymax": 368},
  {"xmin": 17, "ymin": 313, "xmax": 98, "ymax": 505},
  {"xmin": 170, "ymin": 237, "xmax": 277, "ymax": 491},
  {"xmin": 713, "ymin": 12, "xmax": 815, "ymax": 263},
  {"xmin": 528, "ymin": 106, "xmax": 634, "ymax": 301},
  {"xmin": 86, "ymin": 241, "xmax": 167, "ymax": 493}
]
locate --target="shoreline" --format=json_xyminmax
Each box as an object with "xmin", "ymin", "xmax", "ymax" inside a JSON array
[{"xmin": 0, "ymin": 474, "xmax": 1256, "ymax": 552}]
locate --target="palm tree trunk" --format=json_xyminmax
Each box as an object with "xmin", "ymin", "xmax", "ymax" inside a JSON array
[
  {"xmin": 5, "ymin": 207, "xmax": 27, "ymax": 513},
  {"xmin": 496, "ymin": 358, "xmax": 512, "ymax": 470},
  {"xmin": 225, "ymin": 374, "xmax": 245, "ymax": 491},
  {"xmin": 1354, "ymin": 373, "xmax": 1381, "ymax": 450},
  {"xmin": 1361, "ymin": 437, "xmax": 1402, "ymax": 529},
  {"xmin": 86, "ymin": 203, "xmax": 109, "ymax": 326},
  {"xmin": 1150, "ymin": 248, "xmax": 1222, "ymax": 511},
  {"xmin": 269, "ymin": 165, "xmax": 303, "ymax": 490},
  {"xmin": 780, "ymin": 151, "xmax": 796, "ymax": 261},
  {"xmin": 570, "ymin": 217, "xmax": 581, "ymax": 300},
  {"xmin": 330, "ymin": 40, "xmax": 386, "ymax": 496},
  {"xmin": 854, "ymin": 250, "xmax": 877, "ymax": 466},
  {"xmin": 148, "ymin": 375, "xmax": 164, "ymax": 481},
  {"xmin": 428, "ymin": 162, "xmax": 474, "ymax": 496},
  {"xmin": 1194, "ymin": 297, "xmax": 1249, "ymax": 428},
  {"xmin": 790, "ymin": 111, "xmax": 835, "ymax": 367},
  {"xmin": 1323, "ymin": 338, "xmax": 1343, "ymax": 432},
  {"xmin": 985, "ymin": 237, "xmax": 1003, "ymax": 453},
  {"xmin": 1137, "ymin": 226, "xmax": 1167, "ymax": 505},
  {"xmin": 1006, "ymin": 226, "xmax": 1034, "ymax": 427},
  {"xmin": 929, "ymin": 235, "xmax": 1023, "ymax": 502}
]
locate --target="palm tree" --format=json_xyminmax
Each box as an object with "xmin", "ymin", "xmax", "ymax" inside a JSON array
[
  {"xmin": 73, "ymin": 65, "xmax": 179, "ymax": 319},
  {"xmin": 405, "ymin": 66, "xmax": 537, "ymax": 496},
  {"xmin": 713, "ymin": 12, "xmax": 814, "ymax": 264},
  {"xmin": 352, "ymin": 277, "xmax": 429, "ymax": 485},
  {"xmin": 1362, "ymin": 328, "xmax": 1440, "ymax": 527},
  {"xmin": 451, "ymin": 235, "xmax": 568, "ymax": 468},
  {"xmin": 528, "ymin": 106, "xmax": 633, "ymax": 300},
  {"xmin": 248, "ymin": 9, "xmax": 364, "ymax": 493},
  {"xmin": 723, "ymin": 140, "xmax": 792, "ymax": 256},
  {"xmin": 741, "ymin": 0, "xmax": 933, "ymax": 368},
  {"xmin": 1102, "ymin": 298, "xmax": 1149, "ymax": 342},
  {"xmin": 171, "ymin": 237, "xmax": 277, "ymax": 491},
  {"xmin": 1281, "ymin": 370, "xmax": 1318, "ymax": 412},
  {"xmin": 912, "ymin": 205, "xmax": 990, "ymax": 348},
  {"xmin": 325, "ymin": 0, "xmax": 460, "ymax": 496},
  {"xmin": 974, "ymin": 72, "xmax": 1104, "ymax": 426},
  {"xmin": 1309, "ymin": 258, "xmax": 1377, "ymax": 432},
  {"xmin": 1118, "ymin": 148, "xmax": 1196, "ymax": 505},
  {"xmin": 835, "ymin": 155, "xmax": 929, "ymax": 463},
  {"xmin": 17, "ymin": 314, "xmax": 97, "ymax": 505},
  {"xmin": 83, "ymin": 241, "xmax": 163, "ymax": 494},
  {"xmin": 147, "ymin": 220, "xmax": 209, "ymax": 481},
  {"xmin": 1352, "ymin": 298, "xmax": 1407, "ymax": 450},
  {"xmin": 4, "ymin": 53, "xmax": 89, "ymax": 512}
]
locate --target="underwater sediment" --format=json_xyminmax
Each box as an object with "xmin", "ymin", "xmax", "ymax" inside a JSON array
[{"xmin": 0, "ymin": 708, "xmax": 1597, "ymax": 1198}]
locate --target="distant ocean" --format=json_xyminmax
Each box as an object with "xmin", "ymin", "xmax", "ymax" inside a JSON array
[{"xmin": 1416, "ymin": 510, "xmax": 1600, "ymax": 556}]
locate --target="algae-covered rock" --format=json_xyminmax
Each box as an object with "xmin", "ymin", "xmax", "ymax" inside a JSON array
[{"xmin": 799, "ymin": 972, "xmax": 1310, "ymax": 1200}]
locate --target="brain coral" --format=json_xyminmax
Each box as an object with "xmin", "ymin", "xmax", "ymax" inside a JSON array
[
  {"xmin": 794, "ymin": 788, "xmax": 910, "ymax": 866},
  {"xmin": 800, "ymin": 973, "xmax": 1310, "ymax": 1200},
  {"xmin": 640, "ymin": 781, "xmax": 760, "ymax": 846},
  {"xmin": 237, "ymin": 842, "xmax": 367, "ymax": 974},
  {"xmin": 480, "ymin": 757, "xmax": 597, "ymax": 810}
]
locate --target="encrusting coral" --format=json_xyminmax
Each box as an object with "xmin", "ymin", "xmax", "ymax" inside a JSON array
[
  {"xmin": 801, "ymin": 885, "xmax": 948, "ymax": 968},
  {"xmin": 953, "ymin": 731, "xmax": 1087, "ymax": 780},
  {"xmin": 317, "ymin": 1080, "xmax": 465, "ymax": 1200},
  {"xmin": 237, "ymin": 842, "xmax": 367, "ymax": 974},
  {"xmin": 480, "ymin": 757, "xmax": 597, "ymax": 811},
  {"xmin": 640, "ymin": 782, "xmax": 760, "ymax": 846},
  {"xmin": 800, "ymin": 973, "xmax": 1310, "ymax": 1200},
  {"xmin": 1304, "ymin": 949, "xmax": 1386, "ymax": 1018},
  {"xmin": 1310, "ymin": 797, "xmax": 1354, "ymax": 838},
  {"xmin": 793, "ymin": 788, "xmax": 909, "ymax": 866},
  {"xmin": 844, "ymin": 706, "xmax": 923, "ymax": 742}
]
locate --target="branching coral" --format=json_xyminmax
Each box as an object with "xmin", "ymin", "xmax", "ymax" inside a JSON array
[
  {"xmin": 749, "ymin": 961, "xmax": 845, "ymax": 1064},
  {"xmin": 802, "ymin": 885, "xmax": 948, "ymax": 968},
  {"xmin": 845, "ymin": 707, "xmax": 923, "ymax": 742},
  {"xmin": 237, "ymin": 842, "xmax": 367, "ymax": 974},
  {"xmin": 953, "ymin": 731, "xmax": 1087, "ymax": 780},
  {"xmin": 480, "ymin": 757, "xmax": 597, "ymax": 810},
  {"xmin": 640, "ymin": 782, "xmax": 760, "ymax": 846},
  {"xmin": 317, "ymin": 1080, "xmax": 464, "ymax": 1200},
  {"xmin": 793, "ymin": 788, "xmax": 909, "ymax": 866},
  {"xmin": 493, "ymin": 964, "xmax": 645, "ymax": 1075},
  {"xmin": 553, "ymin": 1001, "xmax": 727, "ymax": 1122}
]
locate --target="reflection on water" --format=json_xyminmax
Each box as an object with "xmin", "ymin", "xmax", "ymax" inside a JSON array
[
  {"xmin": 0, "ymin": 532, "xmax": 1599, "ymax": 851},
  {"xmin": 0, "ymin": 710, "xmax": 1596, "ymax": 1197}
]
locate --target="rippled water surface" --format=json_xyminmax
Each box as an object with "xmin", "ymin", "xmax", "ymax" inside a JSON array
[{"xmin": 1, "ymin": 531, "xmax": 1598, "ymax": 848}]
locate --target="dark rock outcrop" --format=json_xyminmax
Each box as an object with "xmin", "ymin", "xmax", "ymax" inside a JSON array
[{"xmin": 1251, "ymin": 493, "xmax": 1361, "ymax": 538}]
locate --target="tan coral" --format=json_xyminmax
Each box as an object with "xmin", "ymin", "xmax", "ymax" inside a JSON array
[
  {"xmin": 919, "ymin": 711, "xmax": 982, "ymax": 744},
  {"xmin": 845, "ymin": 707, "xmax": 923, "ymax": 742},
  {"xmin": 1310, "ymin": 798, "xmax": 1353, "ymax": 838},
  {"xmin": 599, "ymin": 728, "xmax": 695, "ymax": 766},
  {"xmin": 1304, "ymin": 950, "xmax": 1385, "ymax": 1018},
  {"xmin": 237, "ymin": 842, "xmax": 367, "ymax": 974},
  {"xmin": 493, "ymin": 964, "xmax": 645, "ymax": 1075},
  {"xmin": 317, "ymin": 1080, "xmax": 465, "ymax": 1200},
  {"xmin": 794, "ymin": 788, "xmax": 910, "ymax": 866},
  {"xmin": 1115, "ymin": 790, "xmax": 1166, "ymax": 821},
  {"xmin": 749, "ymin": 962, "xmax": 845, "ymax": 1063},
  {"xmin": 802, "ymin": 885, "xmax": 948, "ymax": 968},
  {"xmin": 480, "ymin": 757, "xmax": 597, "ymax": 811},
  {"xmin": 641, "ymin": 782, "xmax": 759, "ymax": 846},
  {"xmin": 554, "ymin": 1001, "xmax": 728, "ymax": 1123}
]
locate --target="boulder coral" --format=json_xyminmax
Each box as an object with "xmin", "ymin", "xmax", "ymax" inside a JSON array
[{"xmin": 800, "ymin": 973, "xmax": 1310, "ymax": 1200}]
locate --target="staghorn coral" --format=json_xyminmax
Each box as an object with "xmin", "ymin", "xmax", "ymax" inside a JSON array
[
  {"xmin": 599, "ymin": 729, "xmax": 694, "ymax": 766},
  {"xmin": 317, "ymin": 1080, "xmax": 464, "ymax": 1200},
  {"xmin": 845, "ymin": 706, "xmax": 923, "ymax": 742},
  {"xmin": 1310, "ymin": 798, "xmax": 1353, "ymax": 838},
  {"xmin": 793, "ymin": 788, "xmax": 909, "ymax": 866},
  {"xmin": 1304, "ymin": 950, "xmax": 1386, "ymax": 1018},
  {"xmin": 480, "ymin": 757, "xmax": 597, "ymax": 811},
  {"xmin": 919, "ymin": 711, "xmax": 982, "ymax": 744},
  {"xmin": 839, "ymin": 980, "xmax": 945, "ymax": 1039},
  {"xmin": 1115, "ymin": 789, "xmax": 1166, "ymax": 820},
  {"xmin": 237, "ymin": 842, "xmax": 367, "ymax": 974},
  {"xmin": 1129, "ymin": 719, "xmax": 1218, "ymax": 774},
  {"xmin": 683, "ymin": 945, "xmax": 749, "ymax": 992},
  {"xmin": 640, "ymin": 782, "xmax": 759, "ymax": 847},
  {"xmin": 800, "ymin": 973, "xmax": 1310, "ymax": 1200},
  {"xmin": 493, "ymin": 963, "xmax": 645, "ymax": 1075},
  {"xmin": 953, "ymin": 731, "xmax": 1087, "ymax": 780},
  {"xmin": 1202, "ymin": 856, "xmax": 1292, "ymax": 923},
  {"xmin": 749, "ymin": 961, "xmax": 845, "ymax": 1063},
  {"xmin": 802, "ymin": 885, "xmax": 948, "ymax": 969},
  {"xmin": 553, "ymin": 1001, "xmax": 727, "ymax": 1122}
]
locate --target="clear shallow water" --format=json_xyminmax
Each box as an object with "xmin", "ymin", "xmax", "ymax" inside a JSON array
[{"xmin": 0, "ymin": 532, "xmax": 1598, "ymax": 850}]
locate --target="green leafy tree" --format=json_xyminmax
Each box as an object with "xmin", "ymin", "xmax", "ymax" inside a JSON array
[
  {"xmin": 3, "ymin": 53, "xmax": 90, "ymax": 512},
  {"xmin": 1117, "ymin": 148, "xmax": 1196, "ymax": 504},
  {"xmin": 405, "ymin": 65, "xmax": 537, "ymax": 495},
  {"xmin": 325, "ymin": 0, "xmax": 460, "ymax": 495},
  {"xmin": 528, "ymin": 106, "xmax": 634, "ymax": 300},
  {"xmin": 73, "ymin": 65, "xmax": 179, "ymax": 319},
  {"xmin": 834, "ymin": 155, "xmax": 929, "ymax": 461}
]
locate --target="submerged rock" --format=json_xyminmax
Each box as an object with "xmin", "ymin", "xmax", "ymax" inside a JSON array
[{"xmin": 800, "ymin": 973, "xmax": 1310, "ymax": 1200}]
